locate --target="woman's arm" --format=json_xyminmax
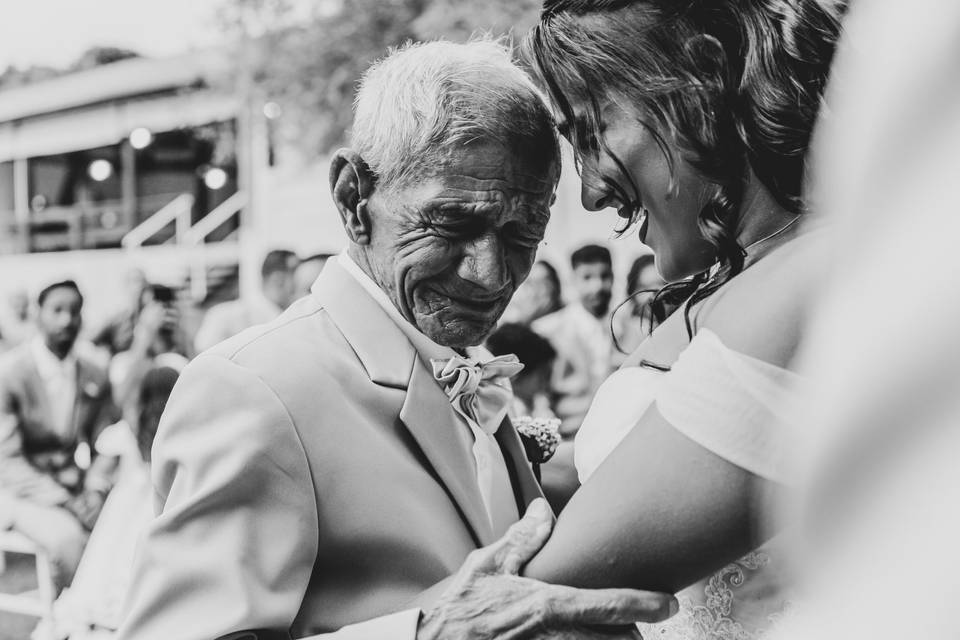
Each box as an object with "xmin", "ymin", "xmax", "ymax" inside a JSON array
[
  {"xmin": 523, "ymin": 236, "xmax": 817, "ymax": 593},
  {"xmin": 522, "ymin": 402, "xmax": 781, "ymax": 593}
]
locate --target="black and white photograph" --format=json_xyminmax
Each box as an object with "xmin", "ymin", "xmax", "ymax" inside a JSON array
[{"xmin": 0, "ymin": 1, "xmax": 957, "ymax": 639}]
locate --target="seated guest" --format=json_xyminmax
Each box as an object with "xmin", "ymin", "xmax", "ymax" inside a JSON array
[
  {"xmin": 486, "ymin": 323, "xmax": 557, "ymax": 419},
  {"xmin": 533, "ymin": 244, "xmax": 617, "ymax": 436},
  {"xmin": 193, "ymin": 249, "xmax": 299, "ymax": 352},
  {"xmin": 50, "ymin": 364, "xmax": 182, "ymax": 639},
  {"xmin": 0, "ymin": 288, "xmax": 34, "ymax": 353},
  {"xmin": 109, "ymin": 284, "xmax": 190, "ymax": 420},
  {"xmin": 487, "ymin": 323, "xmax": 578, "ymax": 513},
  {"xmin": 0, "ymin": 279, "xmax": 119, "ymax": 589},
  {"xmin": 613, "ymin": 253, "xmax": 666, "ymax": 353},
  {"xmin": 501, "ymin": 259, "xmax": 563, "ymax": 325}
]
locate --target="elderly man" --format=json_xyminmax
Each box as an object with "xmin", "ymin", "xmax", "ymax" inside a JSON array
[{"xmin": 118, "ymin": 40, "xmax": 674, "ymax": 640}]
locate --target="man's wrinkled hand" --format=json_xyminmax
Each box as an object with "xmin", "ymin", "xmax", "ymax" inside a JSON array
[{"xmin": 417, "ymin": 498, "xmax": 677, "ymax": 639}]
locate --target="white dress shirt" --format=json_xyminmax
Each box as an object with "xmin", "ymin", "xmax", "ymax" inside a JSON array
[
  {"xmin": 337, "ymin": 252, "xmax": 519, "ymax": 536},
  {"xmin": 30, "ymin": 336, "xmax": 78, "ymax": 438}
]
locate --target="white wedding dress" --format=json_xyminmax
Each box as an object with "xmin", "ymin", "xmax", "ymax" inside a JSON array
[{"xmin": 575, "ymin": 329, "xmax": 799, "ymax": 640}]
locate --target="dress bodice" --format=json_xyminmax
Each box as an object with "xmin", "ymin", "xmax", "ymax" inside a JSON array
[
  {"xmin": 575, "ymin": 364, "xmax": 664, "ymax": 482},
  {"xmin": 575, "ymin": 329, "xmax": 796, "ymax": 639}
]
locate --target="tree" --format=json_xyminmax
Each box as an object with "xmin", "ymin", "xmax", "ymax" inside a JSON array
[
  {"xmin": 0, "ymin": 46, "xmax": 140, "ymax": 92},
  {"xmin": 218, "ymin": 0, "xmax": 540, "ymax": 158}
]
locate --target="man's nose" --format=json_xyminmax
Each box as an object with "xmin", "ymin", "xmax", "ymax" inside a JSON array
[{"xmin": 459, "ymin": 234, "xmax": 507, "ymax": 291}]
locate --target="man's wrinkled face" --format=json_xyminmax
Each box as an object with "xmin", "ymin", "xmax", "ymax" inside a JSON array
[{"xmin": 365, "ymin": 141, "xmax": 557, "ymax": 348}]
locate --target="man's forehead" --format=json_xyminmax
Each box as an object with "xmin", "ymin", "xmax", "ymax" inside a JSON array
[{"xmin": 433, "ymin": 171, "xmax": 556, "ymax": 196}]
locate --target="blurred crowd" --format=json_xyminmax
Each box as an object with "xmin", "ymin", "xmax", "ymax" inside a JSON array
[
  {"xmin": 0, "ymin": 241, "xmax": 658, "ymax": 636},
  {"xmin": 0, "ymin": 248, "xmax": 333, "ymax": 637}
]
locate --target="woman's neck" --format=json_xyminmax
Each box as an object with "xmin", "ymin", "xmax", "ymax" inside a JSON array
[{"xmin": 733, "ymin": 173, "xmax": 802, "ymax": 268}]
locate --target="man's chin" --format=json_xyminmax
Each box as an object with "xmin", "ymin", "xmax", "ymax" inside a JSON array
[{"xmin": 418, "ymin": 315, "xmax": 498, "ymax": 349}]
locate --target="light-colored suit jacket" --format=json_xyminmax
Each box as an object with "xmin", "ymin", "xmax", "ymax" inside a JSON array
[
  {"xmin": 0, "ymin": 343, "xmax": 117, "ymax": 505},
  {"xmin": 119, "ymin": 261, "xmax": 543, "ymax": 640}
]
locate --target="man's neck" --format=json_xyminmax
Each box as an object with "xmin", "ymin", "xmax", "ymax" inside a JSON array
[
  {"xmin": 581, "ymin": 302, "xmax": 607, "ymax": 320},
  {"xmin": 41, "ymin": 337, "xmax": 72, "ymax": 361},
  {"xmin": 346, "ymin": 246, "xmax": 376, "ymax": 282}
]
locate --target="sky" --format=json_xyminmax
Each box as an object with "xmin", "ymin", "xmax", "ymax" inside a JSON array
[{"xmin": 0, "ymin": 0, "xmax": 225, "ymax": 69}]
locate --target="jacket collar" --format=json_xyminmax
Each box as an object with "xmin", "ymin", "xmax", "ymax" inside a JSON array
[
  {"xmin": 311, "ymin": 259, "xmax": 544, "ymax": 544},
  {"xmin": 310, "ymin": 259, "xmax": 414, "ymax": 389}
]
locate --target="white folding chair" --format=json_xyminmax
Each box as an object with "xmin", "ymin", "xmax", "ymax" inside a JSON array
[{"xmin": 0, "ymin": 530, "xmax": 57, "ymax": 640}]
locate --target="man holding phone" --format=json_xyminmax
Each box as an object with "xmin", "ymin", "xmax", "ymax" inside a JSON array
[{"xmin": 108, "ymin": 284, "xmax": 190, "ymax": 422}]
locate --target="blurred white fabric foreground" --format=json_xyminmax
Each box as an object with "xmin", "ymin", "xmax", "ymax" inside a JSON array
[{"xmin": 771, "ymin": 0, "xmax": 960, "ymax": 638}]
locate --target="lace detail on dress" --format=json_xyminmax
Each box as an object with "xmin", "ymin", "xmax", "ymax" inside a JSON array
[{"xmin": 638, "ymin": 548, "xmax": 789, "ymax": 640}]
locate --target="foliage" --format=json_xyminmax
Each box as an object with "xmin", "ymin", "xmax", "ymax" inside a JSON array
[
  {"xmin": 217, "ymin": 0, "xmax": 541, "ymax": 158},
  {"xmin": 0, "ymin": 47, "xmax": 140, "ymax": 91}
]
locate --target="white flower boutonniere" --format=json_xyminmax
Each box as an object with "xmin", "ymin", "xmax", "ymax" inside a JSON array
[{"xmin": 514, "ymin": 416, "xmax": 561, "ymax": 465}]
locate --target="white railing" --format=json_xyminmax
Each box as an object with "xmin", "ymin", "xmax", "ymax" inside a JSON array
[
  {"xmin": 121, "ymin": 193, "xmax": 194, "ymax": 249},
  {"xmin": 184, "ymin": 191, "xmax": 248, "ymax": 300}
]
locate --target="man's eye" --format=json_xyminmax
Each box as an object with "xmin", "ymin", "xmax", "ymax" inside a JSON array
[
  {"xmin": 501, "ymin": 222, "xmax": 543, "ymax": 248},
  {"xmin": 437, "ymin": 221, "xmax": 480, "ymax": 237}
]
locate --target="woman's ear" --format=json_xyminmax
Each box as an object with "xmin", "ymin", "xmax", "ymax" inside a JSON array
[{"xmin": 329, "ymin": 148, "xmax": 376, "ymax": 245}]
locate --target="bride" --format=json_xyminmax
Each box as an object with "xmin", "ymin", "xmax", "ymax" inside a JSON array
[{"xmin": 519, "ymin": 0, "xmax": 846, "ymax": 637}]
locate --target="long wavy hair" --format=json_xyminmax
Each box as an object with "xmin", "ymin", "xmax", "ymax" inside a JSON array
[{"xmin": 522, "ymin": 0, "xmax": 846, "ymax": 336}]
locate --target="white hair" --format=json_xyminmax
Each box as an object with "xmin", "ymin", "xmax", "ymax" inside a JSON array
[{"xmin": 351, "ymin": 38, "xmax": 558, "ymax": 188}]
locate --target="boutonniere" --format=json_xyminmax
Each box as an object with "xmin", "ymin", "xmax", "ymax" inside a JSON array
[{"xmin": 514, "ymin": 416, "xmax": 561, "ymax": 465}]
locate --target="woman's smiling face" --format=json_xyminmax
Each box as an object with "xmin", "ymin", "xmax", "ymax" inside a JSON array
[{"xmin": 559, "ymin": 95, "xmax": 718, "ymax": 282}]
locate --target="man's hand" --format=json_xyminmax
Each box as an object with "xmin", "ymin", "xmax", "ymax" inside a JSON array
[
  {"xmin": 63, "ymin": 488, "xmax": 107, "ymax": 531},
  {"xmin": 417, "ymin": 498, "xmax": 677, "ymax": 639},
  {"xmin": 132, "ymin": 302, "xmax": 180, "ymax": 354}
]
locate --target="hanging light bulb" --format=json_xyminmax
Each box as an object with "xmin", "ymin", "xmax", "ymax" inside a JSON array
[
  {"xmin": 203, "ymin": 167, "xmax": 228, "ymax": 190},
  {"xmin": 129, "ymin": 127, "xmax": 154, "ymax": 149},
  {"xmin": 88, "ymin": 159, "xmax": 113, "ymax": 182}
]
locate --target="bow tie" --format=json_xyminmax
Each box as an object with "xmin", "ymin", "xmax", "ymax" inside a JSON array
[{"xmin": 431, "ymin": 354, "xmax": 524, "ymax": 435}]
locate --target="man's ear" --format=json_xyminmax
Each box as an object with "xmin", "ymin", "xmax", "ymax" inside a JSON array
[{"xmin": 329, "ymin": 148, "xmax": 376, "ymax": 245}]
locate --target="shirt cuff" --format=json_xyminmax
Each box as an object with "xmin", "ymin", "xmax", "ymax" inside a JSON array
[{"xmin": 303, "ymin": 608, "xmax": 421, "ymax": 640}]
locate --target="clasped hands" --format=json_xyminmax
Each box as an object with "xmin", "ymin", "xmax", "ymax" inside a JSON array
[{"xmin": 417, "ymin": 498, "xmax": 676, "ymax": 639}]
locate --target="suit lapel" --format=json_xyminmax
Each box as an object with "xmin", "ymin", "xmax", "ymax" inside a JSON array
[
  {"xmin": 314, "ymin": 261, "xmax": 494, "ymax": 546},
  {"xmin": 311, "ymin": 261, "xmax": 412, "ymax": 389},
  {"xmin": 399, "ymin": 358, "xmax": 494, "ymax": 546},
  {"xmin": 495, "ymin": 418, "xmax": 546, "ymax": 512}
]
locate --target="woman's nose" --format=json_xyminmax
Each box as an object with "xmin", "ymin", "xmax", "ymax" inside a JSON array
[{"xmin": 581, "ymin": 180, "xmax": 613, "ymax": 211}]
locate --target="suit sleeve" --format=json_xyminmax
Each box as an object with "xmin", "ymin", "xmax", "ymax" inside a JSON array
[
  {"xmin": 0, "ymin": 368, "xmax": 71, "ymax": 506},
  {"xmin": 116, "ymin": 354, "xmax": 321, "ymax": 640},
  {"xmin": 302, "ymin": 609, "xmax": 421, "ymax": 639}
]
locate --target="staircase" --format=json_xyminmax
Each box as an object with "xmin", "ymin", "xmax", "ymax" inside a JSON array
[
  {"xmin": 194, "ymin": 261, "xmax": 239, "ymax": 309},
  {"xmin": 122, "ymin": 191, "xmax": 247, "ymax": 306}
]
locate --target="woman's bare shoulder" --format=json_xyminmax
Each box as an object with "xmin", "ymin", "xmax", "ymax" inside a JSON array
[{"xmin": 697, "ymin": 227, "xmax": 828, "ymax": 369}]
